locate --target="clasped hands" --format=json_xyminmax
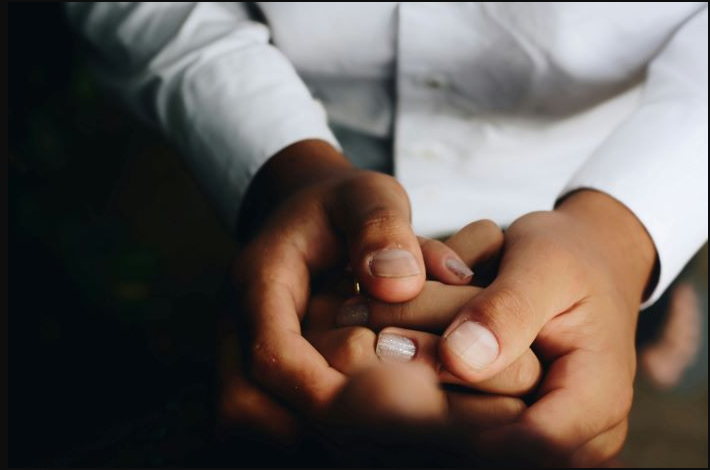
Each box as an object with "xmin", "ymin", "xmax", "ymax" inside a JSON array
[{"xmin": 221, "ymin": 140, "xmax": 657, "ymax": 467}]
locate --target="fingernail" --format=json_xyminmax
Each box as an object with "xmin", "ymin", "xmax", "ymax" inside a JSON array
[
  {"xmin": 376, "ymin": 333, "xmax": 416, "ymax": 362},
  {"xmin": 369, "ymin": 249, "xmax": 421, "ymax": 278},
  {"xmin": 445, "ymin": 257, "xmax": 474, "ymax": 280},
  {"xmin": 337, "ymin": 302, "xmax": 369, "ymax": 327},
  {"xmin": 444, "ymin": 321, "xmax": 498, "ymax": 370}
]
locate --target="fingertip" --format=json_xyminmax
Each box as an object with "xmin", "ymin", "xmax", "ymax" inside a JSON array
[
  {"xmin": 443, "ymin": 256, "xmax": 474, "ymax": 283},
  {"xmin": 419, "ymin": 237, "xmax": 473, "ymax": 285},
  {"xmin": 376, "ymin": 327, "xmax": 441, "ymax": 372},
  {"xmin": 439, "ymin": 319, "xmax": 501, "ymax": 383},
  {"xmin": 376, "ymin": 329, "xmax": 418, "ymax": 363},
  {"xmin": 444, "ymin": 219, "xmax": 505, "ymax": 270}
]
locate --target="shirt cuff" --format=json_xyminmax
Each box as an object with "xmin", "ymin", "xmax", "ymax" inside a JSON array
[
  {"xmin": 158, "ymin": 45, "xmax": 342, "ymax": 235},
  {"xmin": 561, "ymin": 97, "xmax": 708, "ymax": 308}
]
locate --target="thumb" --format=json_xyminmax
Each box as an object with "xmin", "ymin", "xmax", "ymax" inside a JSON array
[
  {"xmin": 439, "ymin": 233, "xmax": 581, "ymax": 383},
  {"xmin": 328, "ymin": 171, "xmax": 425, "ymax": 302}
]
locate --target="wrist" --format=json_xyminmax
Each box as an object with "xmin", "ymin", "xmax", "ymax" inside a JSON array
[
  {"xmin": 238, "ymin": 139, "xmax": 356, "ymax": 242},
  {"xmin": 556, "ymin": 189, "xmax": 659, "ymax": 305},
  {"xmin": 252, "ymin": 139, "xmax": 355, "ymax": 202}
]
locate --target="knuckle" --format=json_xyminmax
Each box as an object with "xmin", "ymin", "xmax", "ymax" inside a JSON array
[
  {"xmin": 367, "ymin": 301, "xmax": 408, "ymax": 328},
  {"xmin": 376, "ymin": 299, "xmax": 419, "ymax": 328},
  {"xmin": 340, "ymin": 172, "xmax": 412, "ymax": 227},
  {"xmin": 389, "ymin": 301, "xmax": 412, "ymax": 325},
  {"xmin": 472, "ymin": 219, "xmax": 504, "ymax": 239},
  {"xmin": 363, "ymin": 207, "xmax": 407, "ymax": 230},
  {"xmin": 480, "ymin": 285, "xmax": 537, "ymax": 334},
  {"xmin": 457, "ymin": 219, "xmax": 504, "ymax": 247},
  {"xmin": 417, "ymin": 236, "xmax": 437, "ymax": 253},
  {"xmin": 479, "ymin": 218, "xmax": 503, "ymax": 232},
  {"xmin": 334, "ymin": 328, "xmax": 377, "ymax": 369},
  {"xmin": 570, "ymin": 421, "xmax": 629, "ymax": 468},
  {"xmin": 490, "ymin": 396, "xmax": 527, "ymax": 422},
  {"xmin": 512, "ymin": 353, "xmax": 541, "ymax": 394},
  {"xmin": 358, "ymin": 208, "xmax": 411, "ymax": 241},
  {"xmin": 609, "ymin": 421, "xmax": 629, "ymax": 457},
  {"xmin": 610, "ymin": 383, "xmax": 634, "ymax": 423},
  {"xmin": 502, "ymin": 398, "xmax": 527, "ymax": 422},
  {"xmin": 519, "ymin": 413, "xmax": 588, "ymax": 456},
  {"xmin": 597, "ymin": 438, "xmax": 625, "ymax": 466}
]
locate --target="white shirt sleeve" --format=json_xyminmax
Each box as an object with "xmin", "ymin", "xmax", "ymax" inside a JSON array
[
  {"xmin": 66, "ymin": 2, "xmax": 340, "ymax": 233},
  {"xmin": 561, "ymin": 6, "xmax": 708, "ymax": 307}
]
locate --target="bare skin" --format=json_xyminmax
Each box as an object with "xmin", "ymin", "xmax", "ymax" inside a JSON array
[
  {"xmin": 220, "ymin": 219, "xmax": 537, "ymax": 457},
  {"xmin": 225, "ymin": 136, "xmax": 659, "ymax": 466},
  {"xmin": 231, "ymin": 138, "xmax": 479, "ymax": 417},
  {"xmin": 347, "ymin": 190, "xmax": 658, "ymax": 466}
]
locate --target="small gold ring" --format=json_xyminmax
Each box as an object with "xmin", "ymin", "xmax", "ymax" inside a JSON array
[{"xmin": 353, "ymin": 279, "xmax": 361, "ymax": 296}]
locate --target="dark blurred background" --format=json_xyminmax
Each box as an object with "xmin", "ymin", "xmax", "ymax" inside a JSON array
[
  {"xmin": 8, "ymin": 3, "xmax": 708, "ymax": 467},
  {"xmin": 9, "ymin": 3, "xmax": 237, "ymax": 466}
]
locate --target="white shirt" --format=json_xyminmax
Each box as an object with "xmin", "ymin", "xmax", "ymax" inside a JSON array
[{"xmin": 67, "ymin": 2, "xmax": 708, "ymax": 307}]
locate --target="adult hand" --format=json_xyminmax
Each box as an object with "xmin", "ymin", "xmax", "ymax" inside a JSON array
[
  {"xmin": 220, "ymin": 218, "xmax": 508, "ymax": 447},
  {"xmin": 308, "ymin": 220, "xmax": 541, "ymax": 397},
  {"xmin": 381, "ymin": 190, "xmax": 657, "ymax": 466},
  {"xmin": 233, "ymin": 139, "xmax": 473, "ymax": 414}
]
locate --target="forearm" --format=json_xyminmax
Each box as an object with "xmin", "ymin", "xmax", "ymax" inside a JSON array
[{"xmin": 559, "ymin": 7, "xmax": 707, "ymax": 307}]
